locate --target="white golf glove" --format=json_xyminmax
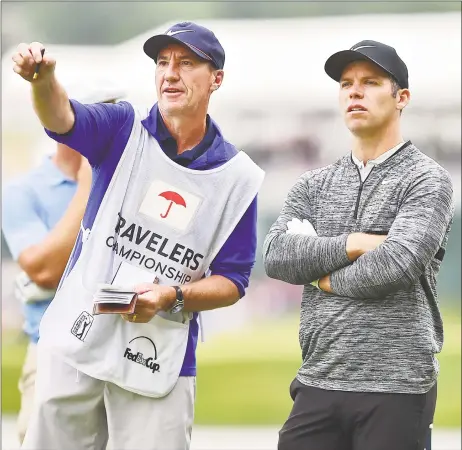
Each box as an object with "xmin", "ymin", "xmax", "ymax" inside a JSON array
[
  {"xmin": 14, "ymin": 271, "xmax": 56, "ymax": 304},
  {"xmin": 286, "ymin": 218, "xmax": 320, "ymax": 289},
  {"xmin": 286, "ymin": 218, "xmax": 318, "ymax": 236}
]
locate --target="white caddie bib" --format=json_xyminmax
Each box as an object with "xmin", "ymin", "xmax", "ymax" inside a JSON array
[{"xmin": 38, "ymin": 109, "xmax": 264, "ymax": 398}]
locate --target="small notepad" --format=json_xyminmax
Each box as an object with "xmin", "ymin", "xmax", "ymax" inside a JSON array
[
  {"xmin": 93, "ymin": 285, "xmax": 139, "ymax": 315},
  {"xmin": 92, "ymin": 262, "xmax": 159, "ymax": 315}
]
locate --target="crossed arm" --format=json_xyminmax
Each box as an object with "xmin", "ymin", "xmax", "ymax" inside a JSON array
[
  {"xmin": 263, "ymin": 177, "xmax": 352, "ymax": 285},
  {"xmin": 263, "ymin": 171, "xmax": 454, "ymax": 299}
]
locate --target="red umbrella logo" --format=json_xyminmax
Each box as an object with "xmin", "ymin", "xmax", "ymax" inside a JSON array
[{"xmin": 158, "ymin": 191, "xmax": 187, "ymax": 218}]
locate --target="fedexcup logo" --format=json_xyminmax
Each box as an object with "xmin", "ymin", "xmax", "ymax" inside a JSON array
[{"xmin": 124, "ymin": 336, "xmax": 160, "ymax": 374}]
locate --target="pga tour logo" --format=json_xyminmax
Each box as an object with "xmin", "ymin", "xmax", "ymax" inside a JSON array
[
  {"xmin": 124, "ymin": 336, "xmax": 160, "ymax": 374},
  {"xmin": 71, "ymin": 311, "xmax": 94, "ymax": 341},
  {"xmin": 138, "ymin": 180, "xmax": 201, "ymax": 232}
]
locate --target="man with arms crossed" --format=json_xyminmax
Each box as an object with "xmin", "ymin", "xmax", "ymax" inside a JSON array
[
  {"xmin": 13, "ymin": 22, "xmax": 264, "ymax": 450},
  {"xmin": 263, "ymin": 40, "xmax": 454, "ymax": 450}
]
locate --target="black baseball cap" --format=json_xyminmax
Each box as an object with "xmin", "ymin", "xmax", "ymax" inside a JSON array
[
  {"xmin": 143, "ymin": 21, "xmax": 225, "ymax": 70},
  {"xmin": 324, "ymin": 40, "xmax": 409, "ymax": 89}
]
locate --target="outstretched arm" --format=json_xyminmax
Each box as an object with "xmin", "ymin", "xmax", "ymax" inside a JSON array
[{"xmin": 12, "ymin": 42, "xmax": 134, "ymax": 166}]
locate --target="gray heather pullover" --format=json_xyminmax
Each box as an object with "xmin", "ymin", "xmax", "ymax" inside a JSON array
[{"xmin": 263, "ymin": 142, "xmax": 454, "ymax": 394}]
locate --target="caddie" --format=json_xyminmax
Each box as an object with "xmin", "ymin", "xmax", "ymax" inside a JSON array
[{"xmin": 13, "ymin": 22, "xmax": 264, "ymax": 450}]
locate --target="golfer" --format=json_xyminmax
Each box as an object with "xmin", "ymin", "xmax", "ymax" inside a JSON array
[
  {"xmin": 13, "ymin": 22, "xmax": 264, "ymax": 450},
  {"xmin": 263, "ymin": 40, "xmax": 454, "ymax": 450}
]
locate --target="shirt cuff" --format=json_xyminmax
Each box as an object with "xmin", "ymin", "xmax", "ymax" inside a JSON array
[
  {"xmin": 209, "ymin": 270, "xmax": 247, "ymax": 298},
  {"xmin": 44, "ymin": 99, "xmax": 80, "ymax": 139}
]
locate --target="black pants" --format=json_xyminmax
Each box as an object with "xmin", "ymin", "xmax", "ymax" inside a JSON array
[{"xmin": 278, "ymin": 379, "xmax": 437, "ymax": 450}]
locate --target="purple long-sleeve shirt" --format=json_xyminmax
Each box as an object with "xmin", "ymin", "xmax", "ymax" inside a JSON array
[{"xmin": 46, "ymin": 100, "xmax": 258, "ymax": 376}]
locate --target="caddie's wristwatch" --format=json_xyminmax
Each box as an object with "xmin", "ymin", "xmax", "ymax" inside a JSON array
[{"xmin": 170, "ymin": 286, "xmax": 185, "ymax": 314}]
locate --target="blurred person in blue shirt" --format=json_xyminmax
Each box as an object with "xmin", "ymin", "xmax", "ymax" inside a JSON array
[
  {"xmin": 2, "ymin": 88, "xmax": 124, "ymax": 444},
  {"xmin": 2, "ymin": 141, "xmax": 90, "ymax": 445}
]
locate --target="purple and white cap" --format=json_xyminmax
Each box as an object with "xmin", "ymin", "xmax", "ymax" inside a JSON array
[{"xmin": 143, "ymin": 21, "xmax": 225, "ymax": 69}]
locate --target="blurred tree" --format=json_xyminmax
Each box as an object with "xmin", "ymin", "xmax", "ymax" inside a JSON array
[
  {"xmin": 2, "ymin": 2, "xmax": 222, "ymax": 52},
  {"xmin": 2, "ymin": 0, "xmax": 460, "ymax": 54},
  {"xmin": 216, "ymin": 1, "xmax": 460, "ymax": 19}
]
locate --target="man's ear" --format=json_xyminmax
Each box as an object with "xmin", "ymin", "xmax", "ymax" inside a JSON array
[
  {"xmin": 397, "ymin": 88, "xmax": 410, "ymax": 111},
  {"xmin": 211, "ymin": 70, "xmax": 224, "ymax": 92}
]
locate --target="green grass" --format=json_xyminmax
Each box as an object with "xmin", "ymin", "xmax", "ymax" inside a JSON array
[
  {"xmin": 1, "ymin": 332, "xmax": 28, "ymax": 414},
  {"xmin": 2, "ymin": 309, "xmax": 460, "ymax": 427},
  {"xmin": 196, "ymin": 359, "xmax": 299, "ymax": 424},
  {"xmin": 194, "ymin": 310, "xmax": 461, "ymax": 427}
]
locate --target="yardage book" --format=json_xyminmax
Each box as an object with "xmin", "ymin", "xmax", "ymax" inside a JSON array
[
  {"xmin": 93, "ymin": 284, "xmax": 139, "ymax": 315},
  {"xmin": 92, "ymin": 261, "xmax": 159, "ymax": 315}
]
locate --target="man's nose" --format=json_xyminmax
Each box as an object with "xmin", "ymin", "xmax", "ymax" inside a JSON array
[
  {"xmin": 164, "ymin": 60, "xmax": 180, "ymax": 81},
  {"xmin": 349, "ymin": 82, "xmax": 364, "ymax": 99}
]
